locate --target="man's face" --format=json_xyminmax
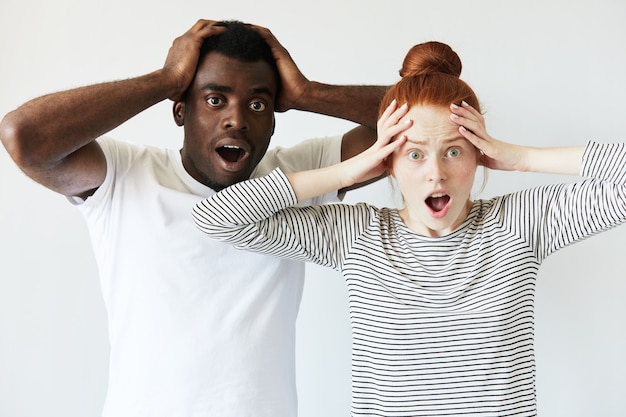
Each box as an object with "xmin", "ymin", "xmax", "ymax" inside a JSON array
[{"xmin": 176, "ymin": 51, "xmax": 277, "ymax": 191}]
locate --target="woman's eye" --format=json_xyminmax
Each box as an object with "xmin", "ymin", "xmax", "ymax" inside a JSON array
[
  {"xmin": 408, "ymin": 150, "xmax": 422, "ymax": 160},
  {"xmin": 447, "ymin": 147, "xmax": 461, "ymax": 158},
  {"xmin": 207, "ymin": 97, "xmax": 222, "ymax": 107},
  {"xmin": 250, "ymin": 101, "xmax": 267, "ymax": 112}
]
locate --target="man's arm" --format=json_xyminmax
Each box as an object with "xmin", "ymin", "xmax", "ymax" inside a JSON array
[
  {"xmin": 0, "ymin": 19, "xmax": 225, "ymax": 199},
  {"xmin": 254, "ymin": 25, "xmax": 389, "ymax": 164},
  {"xmin": 300, "ymin": 85, "xmax": 389, "ymax": 165},
  {"xmin": 290, "ymin": 83, "xmax": 389, "ymax": 132},
  {"xmin": 0, "ymin": 74, "xmax": 173, "ymax": 199}
]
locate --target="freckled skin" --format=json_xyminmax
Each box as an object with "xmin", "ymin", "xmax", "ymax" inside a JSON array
[{"xmin": 390, "ymin": 105, "xmax": 479, "ymax": 237}]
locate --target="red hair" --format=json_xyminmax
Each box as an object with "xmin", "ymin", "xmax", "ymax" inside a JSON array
[{"xmin": 379, "ymin": 41, "xmax": 480, "ymax": 117}]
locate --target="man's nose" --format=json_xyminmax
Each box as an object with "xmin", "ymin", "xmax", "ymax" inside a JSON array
[{"xmin": 222, "ymin": 105, "xmax": 248, "ymax": 130}]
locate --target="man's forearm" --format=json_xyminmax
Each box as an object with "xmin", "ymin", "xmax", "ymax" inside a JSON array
[
  {"xmin": 293, "ymin": 82, "xmax": 389, "ymax": 130},
  {"xmin": 0, "ymin": 70, "xmax": 173, "ymax": 166}
]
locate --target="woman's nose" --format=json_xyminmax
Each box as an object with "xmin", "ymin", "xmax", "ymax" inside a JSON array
[{"xmin": 427, "ymin": 158, "xmax": 446, "ymax": 182}]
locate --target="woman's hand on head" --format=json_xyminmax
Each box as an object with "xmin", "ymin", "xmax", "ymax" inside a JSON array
[
  {"xmin": 341, "ymin": 100, "xmax": 411, "ymax": 186},
  {"xmin": 450, "ymin": 102, "xmax": 527, "ymax": 171}
]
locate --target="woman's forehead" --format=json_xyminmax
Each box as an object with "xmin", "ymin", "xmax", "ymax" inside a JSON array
[{"xmin": 401, "ymin": 106, "xmax": 463, "ymax": 146}]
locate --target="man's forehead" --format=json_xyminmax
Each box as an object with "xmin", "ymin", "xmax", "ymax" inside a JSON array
[{"xmin": 194, "ymin": 52, "xmax": 277, "ymax": 94}]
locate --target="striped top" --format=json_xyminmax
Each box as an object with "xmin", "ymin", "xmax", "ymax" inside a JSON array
[{"xmin": 193, "ymin": 141, "xmax": 626, "ymax": 416}]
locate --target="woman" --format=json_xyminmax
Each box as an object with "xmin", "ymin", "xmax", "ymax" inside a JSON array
[{"xmin": 192, "ymin": 41, "xmax": 626, "ymax": 416}]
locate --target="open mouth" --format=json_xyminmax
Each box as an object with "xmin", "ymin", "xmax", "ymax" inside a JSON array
[
  {"xmin": 216, "ymin": 145, "xmax": 246, "ymax": 163},
  {"xmin": 426, "ymin": 192, "xmax": 450, "ymax": 213}
]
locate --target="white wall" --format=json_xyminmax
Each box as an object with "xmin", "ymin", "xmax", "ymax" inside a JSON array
[{"xmin": 1, "ymin": 1, "xmax": 625, "ymax": 416}]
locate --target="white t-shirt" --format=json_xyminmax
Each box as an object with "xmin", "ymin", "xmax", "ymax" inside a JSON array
[{"xmin": 73, "ymin": 135, "xmax": 342, "ymax": 417}]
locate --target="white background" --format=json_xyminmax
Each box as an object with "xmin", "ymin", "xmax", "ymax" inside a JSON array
[{"xmin": 1, "ymin": 1, "xmax": 625, "ymax": 416}]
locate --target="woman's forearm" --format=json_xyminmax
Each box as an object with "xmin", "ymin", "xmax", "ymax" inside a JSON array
[
  {"xmin": 522, "ymin": 145, "xmax": 586, "ymax": 175},
  {"xmin": 286, "ymin": 163, "xmax": 349, "ymax": 202}
]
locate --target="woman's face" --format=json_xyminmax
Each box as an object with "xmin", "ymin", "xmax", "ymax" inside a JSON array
[{"xmin": 390, "ymin": 104, "xmax": 479, "ymax": 237}]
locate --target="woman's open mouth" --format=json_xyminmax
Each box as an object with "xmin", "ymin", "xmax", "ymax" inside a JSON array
[{"xmin": 425, "ymin": 192, "xmax": 451, "ymax": 217}]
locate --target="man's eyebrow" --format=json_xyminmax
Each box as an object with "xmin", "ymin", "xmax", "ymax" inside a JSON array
[
  {"xmin": 201, "ymin": 83, "xmax": 274, "ymax": 98},
  {"xmin": 249, "ymin": 86, "xmax": 275, "ymax": 98},
  {"xmin": 201, "ymin": 83, "xmax": 231, "ymax": 93}
]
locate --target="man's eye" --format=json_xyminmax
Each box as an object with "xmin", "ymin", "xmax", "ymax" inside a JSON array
[
  {"xmin": 448, "ymin": 147, "xmax": 461, "ymax": 158},
  {"xmin": 207, "ymin": 97, "xmax": 222, "ymax": 106},
  {"xmin": 408, "ymin": 150, "xmax": 422, "ymax": 160},
  {"xmin": 250, "ymin": 101, "xmax": 267, "ymax": 112}
]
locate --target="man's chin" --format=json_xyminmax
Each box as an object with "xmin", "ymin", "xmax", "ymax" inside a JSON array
[{"xmin": 202, "ymin": 172, "xmax": 250, "ymax": 192}]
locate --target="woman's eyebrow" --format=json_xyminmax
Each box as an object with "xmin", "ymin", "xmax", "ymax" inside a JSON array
[{"xmin": 404, "ymin": 136, "xmax": 466, "ymax": 146}]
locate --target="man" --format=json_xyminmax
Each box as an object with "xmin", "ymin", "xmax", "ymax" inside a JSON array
[{"xmin": 0, "ymin": 19, "xmax": 386, "ymax": 417}]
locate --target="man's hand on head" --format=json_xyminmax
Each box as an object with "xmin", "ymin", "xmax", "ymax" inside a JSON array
[
  {"xmin": 163, "ymin": 19, "xmax": 227, "ymax": 102},
  {"xmin": 252, "ymin": 24, "xmax": 310, "ymax": 113}
]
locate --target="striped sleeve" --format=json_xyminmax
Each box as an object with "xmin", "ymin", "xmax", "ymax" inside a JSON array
[
  {"xmin": 192, "ymin": 168, "xmax": 373, "ymax": 269},
  {"xmin": 192, "ymin": 168, "xmax": 296, "ymax": 240},
  {"xmin": 581, "ymin": 141, "xmax": 626, "ymax": 183},
  {"xmin": 521, "ymin": 142, "xmax": 626, "ymax": 261}
]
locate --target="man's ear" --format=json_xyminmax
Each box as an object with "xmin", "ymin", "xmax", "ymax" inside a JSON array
[{"xmin": 173, "ymin": 102, "xmax": 185, "ymax": 126}]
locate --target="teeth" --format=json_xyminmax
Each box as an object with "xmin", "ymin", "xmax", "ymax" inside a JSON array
[
  {"xmin": 222, "ymin": 145, "xmax": 242, "ymax": 150},
  {"xmin": 430, "ymin": 192, "xmax": 446, "ymax": 198}
]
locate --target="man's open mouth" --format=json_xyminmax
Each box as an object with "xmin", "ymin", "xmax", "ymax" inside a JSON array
[{"xmin": 217, "ymin": 145, "xmax": 246, "ymax": 163}]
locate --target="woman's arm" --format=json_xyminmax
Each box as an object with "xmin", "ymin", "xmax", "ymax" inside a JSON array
[
  {"xmin": 287, "ymin": 100, "xmax": 411, "ymax": 201},
  {"xmin": 193, "ymin": 168, "xmax": 373, "ymax": 269},
  {"xmin": 450, "ymin": 101, "xmax": 585, "ymax": 175}
]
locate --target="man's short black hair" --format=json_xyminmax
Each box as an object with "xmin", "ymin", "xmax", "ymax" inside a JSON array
[{"xmin": 200, "ymin": 20, "xmax": 281, "ymax": 93}]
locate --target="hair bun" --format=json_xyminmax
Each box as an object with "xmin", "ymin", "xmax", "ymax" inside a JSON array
[{"xmin": 399, "ymin": 41, "xmax": 462, "ymax": 78}]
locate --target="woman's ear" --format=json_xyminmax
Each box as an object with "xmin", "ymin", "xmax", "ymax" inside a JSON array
[
  {"xmin": 476, "ymin": 147, "xmax": 485, "ymax": 166},
  {"xmin": 384, "ymin": 158, "xmax": 395, "ymax": 178},
  {"xmin": 173, "ymin": 102, "xmax": 185, "ymax": 126}
]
